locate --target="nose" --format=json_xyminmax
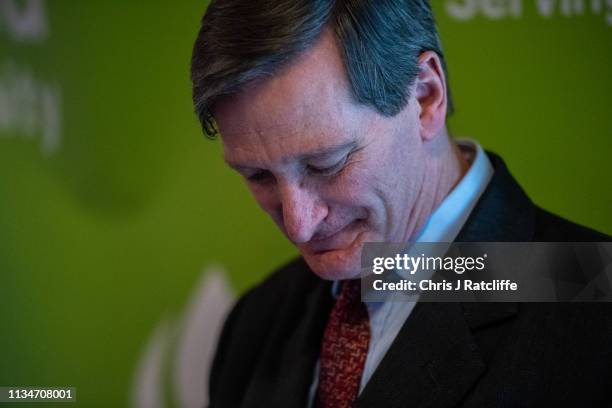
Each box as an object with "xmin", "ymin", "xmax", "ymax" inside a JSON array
[{"xmin": 278, "ymin": 181, "xmax": 328, "ymax": 244}]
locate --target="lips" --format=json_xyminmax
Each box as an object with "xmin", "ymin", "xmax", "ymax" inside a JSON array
[
  {"xmin": 304, "ymin": 220, "xmax": 364, "ymax": 253},
  {"xmin": 311, "ymin": 224, "xmax": 349, "ymax": 242}
]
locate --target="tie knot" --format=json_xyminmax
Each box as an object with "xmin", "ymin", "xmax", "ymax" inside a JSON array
[
  {"xmin": 335, "ymin": 280, "xmax": 366, "ymax": 325},
  {"xmin": 339, "ymin": 279, "xmax": 362, "ymax": 304}
]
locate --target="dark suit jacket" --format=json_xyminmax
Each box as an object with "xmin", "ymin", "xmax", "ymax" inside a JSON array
[{"xmin": 208, "ymin": 153, "xmax": 612, "ymax": 408}]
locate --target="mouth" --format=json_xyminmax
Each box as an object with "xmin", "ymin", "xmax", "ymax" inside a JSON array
[{"xmin": 303, "ymin": 219, "xmax": 365, "ymax": 254}]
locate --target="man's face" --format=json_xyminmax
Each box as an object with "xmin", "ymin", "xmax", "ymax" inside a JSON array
[{"xmin": 215, "ymin": 32, "xmax": 428, "ymax": 280}]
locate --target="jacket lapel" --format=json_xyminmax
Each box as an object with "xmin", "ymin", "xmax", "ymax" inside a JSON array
[
  {"xmin": 456, "ymin": 152, "xmax": 535, "ymax": 243},
  {"xmin": 356, "ymin": 302, "xmax": 485, "ymax": 408}
]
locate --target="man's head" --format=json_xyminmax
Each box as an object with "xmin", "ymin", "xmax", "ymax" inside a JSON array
[{"xmin": 191, "ymin": 0, "xmax": 462, "ymax": 280}]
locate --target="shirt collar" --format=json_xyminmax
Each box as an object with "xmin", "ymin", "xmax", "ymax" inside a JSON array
[{"xmin": 415, "ymin": 138, "xmax": 493, "ymax": 243}]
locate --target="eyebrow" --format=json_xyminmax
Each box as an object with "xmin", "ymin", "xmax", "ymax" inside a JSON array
[
  {"xmin": 297, "ymin": 140, "xmax": 358, "ymax": 162},
  {"xmin": 225, "ymin": 140, "xmax": 358, "ymax": 170}
]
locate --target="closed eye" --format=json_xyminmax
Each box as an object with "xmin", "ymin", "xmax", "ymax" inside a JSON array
[
  {"xmin": 246, "ymin": 170, "xmax": 274, "ymax": 183},
  {"xmin": 306, "ymin": 154, "xmax": 350, "ymax": 177}
]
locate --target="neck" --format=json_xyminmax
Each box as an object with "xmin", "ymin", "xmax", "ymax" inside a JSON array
[{"xmin": 405, "ymin": 128, "xmax": 469, "ymax": 240}]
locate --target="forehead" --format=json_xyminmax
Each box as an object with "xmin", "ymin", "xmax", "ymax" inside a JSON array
[{"xmin": 213, "ymin": 31, "xmax": 374, "ymax": 164}]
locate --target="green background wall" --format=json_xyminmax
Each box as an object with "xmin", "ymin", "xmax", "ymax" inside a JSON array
[{"xmin": 0, "ymin": 0, "xmax": 610, "ymax": 406}]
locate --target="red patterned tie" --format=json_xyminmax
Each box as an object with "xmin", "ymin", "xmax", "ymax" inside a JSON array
[{"xmin": 316, "ymin": 279, "xmax": 370, "ymax": 408}]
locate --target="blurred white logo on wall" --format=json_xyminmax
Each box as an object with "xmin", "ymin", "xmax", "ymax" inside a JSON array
[
  {"xmin": 0, "ymin": 60, "xmax": 62, "ymax": 156},
  {"xmin": 0, "ymin": 0, "xmax": 47, "ymax": 42},
  {"xmin": 1, "ymin": 0, "xmax": 63, "ymax": 157},
  {"xmin": 132, "ymin": 266, "xmax": 235, "ymax": 408}
]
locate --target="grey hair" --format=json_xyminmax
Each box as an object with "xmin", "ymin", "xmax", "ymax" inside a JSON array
[{"xmin": 191, "ymin": 0, "xmax": 453, "ymax": 138}]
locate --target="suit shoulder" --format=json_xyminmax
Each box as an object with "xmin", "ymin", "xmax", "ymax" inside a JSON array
[
  {"xmin": 254, "ymin": 256, "xmax": 314, "ymax": 294},
  {"xmin": 225, "ymin": 257, "xmax": 313, "ymax": 330},
  {"xmin": 208, "ymin": 257, "xmax": 318, "ymax": 405},
  {"xmin": 241, "ymin": 256, "xmax": 315, "ymax": 307},
  {"xmin": 533, "ymin": 207, "xmax": 611, "ymax": 242}
]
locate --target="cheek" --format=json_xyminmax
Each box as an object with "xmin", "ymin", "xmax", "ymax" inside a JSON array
[
  {"xmin": 329, "ymin": 147, "xmax": 423, "ymax": 227},
  {"xmin": 319, "ymin": 167, "xmax": 380, "ymax": 219}
]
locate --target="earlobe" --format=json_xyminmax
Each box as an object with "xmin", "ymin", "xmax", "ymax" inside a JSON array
[{"xmin": 415, "ymin": 51, "xmax": 447, "ymax": 141}]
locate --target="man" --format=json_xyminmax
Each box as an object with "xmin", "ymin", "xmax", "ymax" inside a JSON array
[{"xmin": 190, "ymin": 1, "xmax": 612, "ymax": 407}]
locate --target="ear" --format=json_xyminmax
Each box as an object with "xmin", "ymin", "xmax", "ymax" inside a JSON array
[{"xmin": 414, "ymin": 51, "xmax": 448, "ymax": 141}]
